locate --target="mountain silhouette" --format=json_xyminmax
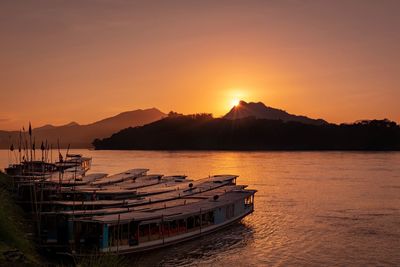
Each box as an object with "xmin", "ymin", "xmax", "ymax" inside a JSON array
[
  {"xmin": 224, "ymin": 100, "xmax": 327, "ymax": 125},
  {"xmin": 0, "ymin": 108, "xmax": 165, "ymax": 148},
  {"xmin": 93, "ymin": 115, "xmax": 400, "ymax": 151}
]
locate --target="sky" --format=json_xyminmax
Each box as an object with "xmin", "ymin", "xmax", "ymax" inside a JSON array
[{"xmin": 1, "ymin": 0, "xmax": 399, "ymax": 130}]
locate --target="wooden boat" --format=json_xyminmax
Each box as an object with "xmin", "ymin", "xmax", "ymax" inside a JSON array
[
  {"xmin": 73, "ymin": 188, "xmax": 256, "ymax": 254},
  {"xmin": 55, "ymin": 154, "xmax": 92, "ymax": 173},
  {"xmin": 5, "ymin": 161, "xmax": 58, "ymax": 176},
  {"xmin": 38, "ymin": 178, "xmax": 251, "ymax": 250}
]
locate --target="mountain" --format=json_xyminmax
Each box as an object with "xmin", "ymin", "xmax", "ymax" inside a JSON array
[
  {"xmin": 93, "ymin": 115, "xmax": 400, "ymax": 151},
  {"xmin": 224, "ymin": 100, "xmax": 327, "ymax": 125},
  {"xmin": 0, "ymin": 108, "xmax": 165, "ymax": 148}
]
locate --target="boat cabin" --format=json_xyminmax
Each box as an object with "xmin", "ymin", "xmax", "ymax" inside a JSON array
[{"xmin": 73, "ymin": 189, "xmax": 255, "ymax": 254}]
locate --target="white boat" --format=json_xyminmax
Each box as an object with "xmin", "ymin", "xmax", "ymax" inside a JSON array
[{"xmin": 74, "ymin": 188, "xmax": 256, "ymax": 254}]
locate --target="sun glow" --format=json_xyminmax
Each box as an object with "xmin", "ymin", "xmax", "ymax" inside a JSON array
[{"xmin": 231, "ymin": 99, "xmax": 240, "ymax": 107}]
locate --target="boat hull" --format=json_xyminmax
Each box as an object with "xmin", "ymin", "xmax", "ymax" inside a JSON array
[{"xmin": 91, "ymin": 207, "xmax": 254, "ymax": 255}]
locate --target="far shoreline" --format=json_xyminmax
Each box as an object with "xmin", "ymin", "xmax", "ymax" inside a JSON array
[{"xmin": 2, "ymin": 148, "xmax": 400, "ymax": 152}]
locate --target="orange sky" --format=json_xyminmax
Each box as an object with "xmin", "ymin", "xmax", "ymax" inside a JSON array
[{"xmin": 1, "ymin": 1, "xmax": 400, "ymax": 130}]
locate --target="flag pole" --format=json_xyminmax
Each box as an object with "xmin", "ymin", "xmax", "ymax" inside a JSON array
[
  {"xmin": 41, "ymin": 141, "xmax": 45, "ymax": 162},
  {"xmin": 33, "ymin": 137, "xmax": 36, "ymax": 161}
]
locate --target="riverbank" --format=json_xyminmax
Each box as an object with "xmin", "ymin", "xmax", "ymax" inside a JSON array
[{"xmin": 0, "ymin": 172, "xmax": 40, "ymax": 265}]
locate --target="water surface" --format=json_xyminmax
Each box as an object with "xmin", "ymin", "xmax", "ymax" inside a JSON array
[{"xmin": 2, "ymin": 150, "xmax": 400, "ymax": 266}]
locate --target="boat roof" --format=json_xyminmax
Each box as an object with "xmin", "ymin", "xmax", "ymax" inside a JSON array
[
  {"xmin": 45, "ymin": 170, "xmax": 85, "ymax": 183},
  {"xmin": 55, "ymin": 157, "xmax": 92, "ymax": 165},
  {"xmin": 42, "ymin": 198, "xmax": 202, "ymax": 217},
  {"xmin": 47, "ymin": 173, "xmax": 108, "ymax": 186},
  {"xmin": 66, "ymin": 154, "xmax": 82, "ymax": 158},
  {"xmin": 44, "ymin": 185, "xmax": 246, "ymax": 217},
  {"xmin": 72, "ymin": 175, "xmax": 188, "ymax": 195},
  {"xmin": 52, "ymin": 174, "xmax": 237, "ymax": 207},
  {"xmin": 71, "ymin": 175, "xmax": 164, "ymax": 193},
  {"xmin": 80, "ymin": 189, "xmax": 256, "ymax": 225},
  {"xmin": 91, "ymin": 169, "xmax": 149, "ymax": 186}
]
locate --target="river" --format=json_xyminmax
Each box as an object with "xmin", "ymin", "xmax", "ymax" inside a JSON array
[{"xmin": 1, "ymin": 150, "xmax": 400, "ymax": 266}]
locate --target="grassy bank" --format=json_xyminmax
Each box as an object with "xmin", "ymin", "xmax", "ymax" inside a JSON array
[{"xmin": 0, "ymin": 172, "xmax": 40, "ymax": 265}]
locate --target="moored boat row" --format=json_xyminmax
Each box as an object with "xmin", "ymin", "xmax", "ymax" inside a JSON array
[{"xmin": 3, "ymin": 154, "xmax": 256, "ymax": 256}]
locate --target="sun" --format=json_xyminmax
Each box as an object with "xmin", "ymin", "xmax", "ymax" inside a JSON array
[{"xmin": 231, "ymin": 99, "xmax": 240, "ymax": 107}]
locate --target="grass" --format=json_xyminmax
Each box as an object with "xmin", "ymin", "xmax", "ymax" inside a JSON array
[{"xmin": 0, "ymin": 172, "xmax": 40, "ymax": 265}]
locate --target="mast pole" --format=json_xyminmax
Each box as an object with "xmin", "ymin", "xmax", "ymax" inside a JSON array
[
  {"xmin": 57, "ymin": 139, "xmax": 62, "ymax": 189},
  {"xmin": 41, "ymin": 141, "xmax": 44, "ymax": 162},
  {"xmin": 19, "ymin": 131, "xmax": 22, "ymax": 163},
  {"xmin": 7, "ymin": 136, "xmax": 10, "ymax": 165},
  {"xmin": 33, "ymin": 137, "xmax": 36, "ymax": 161},
  {"xmin": 29, "ymin": 122, "xmax": 32, "ymax": 162},
  {"xmin": 21, "ymin": 126, "xmax": 27, "ymax": 162}
]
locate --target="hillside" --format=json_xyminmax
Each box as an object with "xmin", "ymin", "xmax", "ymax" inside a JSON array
[
  {"xmin": 93, "ymin": 115, "xmax": 400, "ymax": 150},
  {"xmin": 0, "ymin": 108, "xmax": 165, "ymax": 148},
  {"xmin": 224, "ymin": 101, "xmax": 327, "ymax": 125}
]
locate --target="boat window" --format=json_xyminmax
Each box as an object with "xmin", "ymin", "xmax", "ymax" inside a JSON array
[
  {"xmin": 169, "ymin": 220, "xmax": 178, "ymax": 236},
  {"xmin": 201, "ymin": 211, "xmax": 215, "ymax": 226},
  {"xmin": 178, "ymin": 219, "xmax": 186, "ymax": 233},
  {"xmin": 149, "ymin": 223, "xmax": 161, "ymax": 241},
  {"xmin": 139, "ymin": 224, "xmax": 150, "ymax": 242},
  {"xmin": 162, "ymin": 222, "xmax": 170, "ymax": 237},
  {"xmin": 108, "ymin": 225, "xmax": 117, "ymax": 247},
  {"xmin": 107, "ymin": 223, "xmax": 130, "ymax": 248},
  {"xmin": 120, "ymin": 224, "xmax": 129, "ymax": 246},
  {"xmin": 129, "ymin": 222, "xmax": 138, "ymax": 246},
  {"xmin": 187, "ymin": 216, "xmax": 194, "ymax": 230},
  {"xmin": 225, "ymin": 204, "xmax": 235, "ymax": 219},
  {"xmin": 201, "ymin": 213, "xmax": 207, "ymax": 225},
  {"xmin": 209, "ymin": 211, "xmax": 215, "ymax": 224},
  {"xmin": 194, "ymin": 215, "xmax": 201, "ymax": 228},
  {"xmin": 245, "ymin": 196, "xmax": 253, "ymax": 206}
]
